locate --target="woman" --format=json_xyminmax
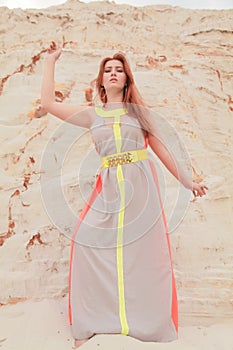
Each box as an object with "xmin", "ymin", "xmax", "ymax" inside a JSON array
[{"xmin": 41, "ymin": 42, "xmax": 208, "ymax": 348}]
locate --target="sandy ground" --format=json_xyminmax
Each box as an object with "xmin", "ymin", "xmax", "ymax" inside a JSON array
[{"xmin": 1, "ymin": 297, "xmax": 233, "ymax": 350}]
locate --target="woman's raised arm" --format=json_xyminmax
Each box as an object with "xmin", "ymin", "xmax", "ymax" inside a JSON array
[{"xmin": 41, "ymin": 41, "xmax": 93, "ymax": 128}]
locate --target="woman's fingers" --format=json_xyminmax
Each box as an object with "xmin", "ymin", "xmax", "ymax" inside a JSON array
[
  {"xmin": 200, "ymin": 184, "xmax": 208, "ymax": 196},
  {"xmin": 46, "ymin": 41, "xmax": 63, "ymax": 60},
  {"xmin": 192, "ymin": 183, "xmax": 208, "ymax": 197},
  {"xmin": 47, "ymin": 41, "xmax": 61, "ymax": 51}
]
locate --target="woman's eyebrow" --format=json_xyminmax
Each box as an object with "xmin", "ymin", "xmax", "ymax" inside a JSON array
[{"xmin": 105, "ymin": 65, "xmax": 123, "ymax": 69}]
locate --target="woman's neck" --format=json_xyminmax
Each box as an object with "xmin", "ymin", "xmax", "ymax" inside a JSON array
[
  {"xmin": 103, "ymin": 101, "xmax": 124, "ymax": 110},
  {"xmin": 106, "ymin": 90, "xmax": 124, "ymax": 104}
]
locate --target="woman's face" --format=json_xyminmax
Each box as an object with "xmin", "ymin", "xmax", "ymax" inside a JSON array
[{"xmin": 102, "ymin": 59, "xmax": 127, "ymax": 92}]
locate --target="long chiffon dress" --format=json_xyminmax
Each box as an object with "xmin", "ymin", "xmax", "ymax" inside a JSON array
[{"xmin": 68, "ymin": 106, "xmax": 178, "ymax": 342}]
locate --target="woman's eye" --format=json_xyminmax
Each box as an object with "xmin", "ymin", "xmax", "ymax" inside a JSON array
[{"xmin": 104, "ymin": 69, "xmax": 124, "ymax": 73}]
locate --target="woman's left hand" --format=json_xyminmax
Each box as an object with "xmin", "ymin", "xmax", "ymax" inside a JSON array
[{"xmin": 192, "ymin": 181, "xmax": 208, "ymax": 198}]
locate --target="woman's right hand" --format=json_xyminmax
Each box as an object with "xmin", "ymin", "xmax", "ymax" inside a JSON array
[{"xmin": 46, "ymin": 41, "xmax": 62, "ymax": 62}]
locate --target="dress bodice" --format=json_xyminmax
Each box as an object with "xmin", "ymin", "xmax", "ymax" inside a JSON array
[{"xmin": 90, "ymin": 107, "xmax": 147, "ymax": 157}]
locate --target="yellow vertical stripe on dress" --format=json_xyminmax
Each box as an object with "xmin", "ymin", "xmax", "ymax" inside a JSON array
[
  {"xmin": 113, "ymin": 111, "xmax": 129, "ymax": 335},
  {"xmin": 116, "ymin": 163, "xmax": 128, "ymax": 335},
  {"xmin": 113, "ymin": 115, "xmax": 121, "ymax": 153},
  {"xmin": 96, "ymin": 106, "xmax": 129, "ymax": 335}
]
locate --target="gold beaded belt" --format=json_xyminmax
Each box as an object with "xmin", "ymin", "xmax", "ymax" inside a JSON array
[{"xmin": 102, "ymin": 149, "xmax": 148, "ymax": 168}]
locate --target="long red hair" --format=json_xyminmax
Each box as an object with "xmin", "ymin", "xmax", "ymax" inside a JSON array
[{"xmin": 95, "ymin": 53, "xmax": 153, "ymax": 134}]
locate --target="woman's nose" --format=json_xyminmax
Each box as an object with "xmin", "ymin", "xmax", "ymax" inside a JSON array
[{"xmin": 111, "ymin": 70, "xmax": 116, "ymax": 76}]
